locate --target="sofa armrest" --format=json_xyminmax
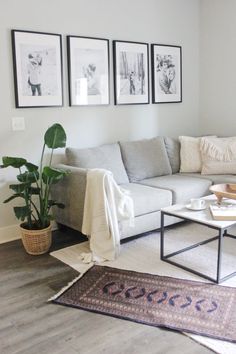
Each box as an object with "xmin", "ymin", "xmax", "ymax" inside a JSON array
[{"xmin": 50, "ymin": 164, "xmax": 87, "ymax": 232}]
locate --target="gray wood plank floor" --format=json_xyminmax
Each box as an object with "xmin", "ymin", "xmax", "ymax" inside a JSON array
[{"xmin": 0, "ymin": 230, "xmax": 214, "ymax": 354}]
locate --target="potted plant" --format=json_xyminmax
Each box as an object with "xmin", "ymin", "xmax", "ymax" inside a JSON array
[{"xmin": 1, "ymin": 123, "xmax": 68, "ymax": 255}]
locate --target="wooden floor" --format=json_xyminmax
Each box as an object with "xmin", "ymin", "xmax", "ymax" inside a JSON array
[{"xmin": 0, "ymin": 229, "xmax": 214, "ymax": 354}]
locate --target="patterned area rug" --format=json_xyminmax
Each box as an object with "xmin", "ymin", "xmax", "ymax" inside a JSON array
[
  {"xmin": 52, "ymin": 265, "xmax": 236, "ymax": 343},
  {"xmin": 51, "ymin": 223, "xmax": 236, "ymax": 353}
]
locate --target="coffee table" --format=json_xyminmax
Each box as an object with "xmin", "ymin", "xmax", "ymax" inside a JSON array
[{"xmin": 160, "ymin": 195, "xmax": 236, "ymax": 284}]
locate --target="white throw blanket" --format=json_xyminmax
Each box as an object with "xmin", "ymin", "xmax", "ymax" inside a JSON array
[{"xmin": 82, "ymin": 169, "xmax": 134, "ymax": 262}]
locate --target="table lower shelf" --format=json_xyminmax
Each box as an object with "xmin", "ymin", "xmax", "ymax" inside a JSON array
[{"xmin": 160, "ymin": 211, "xmax": 236, "ymax": 284}]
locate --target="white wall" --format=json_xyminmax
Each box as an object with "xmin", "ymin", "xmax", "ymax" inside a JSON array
[
  {"xmin": 199, "ymin": 0, "xmax": 236, "ymax": 135},
  {"xmin": 0, "ymin": 0, "xmax": 200, "ymax": 239}
]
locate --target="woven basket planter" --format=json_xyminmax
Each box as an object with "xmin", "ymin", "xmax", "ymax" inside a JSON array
[{"xmin": 20, "ymin": 223, "xmax": 52, "ymax": 255}]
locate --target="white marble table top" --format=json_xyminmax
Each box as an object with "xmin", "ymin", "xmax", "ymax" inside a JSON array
[{"xmin": 161, "ymin": 194, "xmax": 236, "ymax": 229}]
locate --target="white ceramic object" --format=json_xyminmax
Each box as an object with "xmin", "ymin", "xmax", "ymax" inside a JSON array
[{"xmin": 186, "ymin": 204, "xmax": 207, "ymax": 211}]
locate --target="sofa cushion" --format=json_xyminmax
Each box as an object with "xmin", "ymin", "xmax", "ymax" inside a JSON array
[
  {"xmin": 138, "ymin": 175, "xmax": 212, "ymax": 204},
  {"xmin": 119, "ymin": 211, "xmax": 181, "ymax": 239},
  {"xmin": 164, "ymin": 137, "xmax": 180, "ymax": 173},
  {"xmin": 119, "ymin": 137, "xmax": 172, "ymax": 183},
  {"xmin": 200, "ymin": 137, "xmax": 236, "ymax": 175},
  {"xmin": 177, "ymin": 172, "xmax": 236, "ymax": 185},
  {"xmin": 179, "ymin": 136, "xmax": 217, "ymax": 173},
  {"xmin": 121, "ymin": 183, "xmax": 172, "ymax": 217},
  {"xmin": 179, "ymin": 136, "xmax": 203, "ymax": 173},
  {"xmin": 66, "ymin": 143, "xmax": 129, "ymax": 185}
]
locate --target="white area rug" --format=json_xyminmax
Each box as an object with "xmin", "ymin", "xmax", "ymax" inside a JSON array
[{"xmin": 51, "ymin": 223, "xmax": 236, "ymax": 354}]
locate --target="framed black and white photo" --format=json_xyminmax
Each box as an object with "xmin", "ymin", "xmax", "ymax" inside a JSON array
[
  {"xmin": 113, "ymin": 40, "xmax": 149, "ymax": 105},
  {"xmin": 151, "ymin": 44, "xmax": 182, "ymax": 104},
  {"xmin": 67, "ymin": 36, "xmax": 109, "ymax": 106},
  {"xmin": 12, "ymin": 30, "xmax": 63, "ymax": 108}
]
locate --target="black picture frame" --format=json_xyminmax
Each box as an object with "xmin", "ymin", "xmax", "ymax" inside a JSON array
[
  {"xmin": 113, "ymin": 40, "xmax": 149, "ymax": 105},
  {"xmin": 67, "ymin": 35, "xmax": 110, "ymax": 106},
  {"xmin": 12, "ymin": 29, "xmax": 63, "ymax": 108},
  {"xmin": 151, "ymin": 44, "xmax": 182, "ymax": 104}
]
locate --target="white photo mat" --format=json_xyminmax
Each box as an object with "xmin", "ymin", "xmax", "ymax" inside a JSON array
[
  {"xmin": 113, "ymin": 40, "xmax": 149, "ymax": 105},
  {"xmin": 151, "ymin": 44, "xmax": 182, "ymax": 103},
  {"xmin": 12, "ymin": 30, "xmax": 63, "ymax": 107},
  {"xmin": 67, "ymin": 36, "xmax": 109, "ymax": 106}
]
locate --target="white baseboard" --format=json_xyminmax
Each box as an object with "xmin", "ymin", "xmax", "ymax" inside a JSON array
[
  {"xmin": 0, "ymin": 224, "xmax": 21, "ymax": 244},
  {"xmin": 0, "ymin": 221, "xmax": 58, "ymax": 244}
]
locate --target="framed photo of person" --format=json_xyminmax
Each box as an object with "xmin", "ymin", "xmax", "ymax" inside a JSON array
[
  {"xmin": 11, "ymin": 29, "xmax": 63, "ymax": 108},
  {"xmin": 67, "ymin": 36, "xmax": 110, "ymax": 106},
  {"xmin": 151, "ymin": 44, "xmax": 182, "ymax": 103},
  {"xmin": 113, "ymin": 40, "xmax": 149, "ymax": 105}
]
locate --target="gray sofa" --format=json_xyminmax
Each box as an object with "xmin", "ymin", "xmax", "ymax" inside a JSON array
[{"xmin": 51, "ymin": 137, "xmax": 236, "ymax": 240}]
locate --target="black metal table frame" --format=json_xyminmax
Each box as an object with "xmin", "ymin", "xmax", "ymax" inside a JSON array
[{"xmin": 160, "ymin": 210, "xmax": 236, "ymax": 284}]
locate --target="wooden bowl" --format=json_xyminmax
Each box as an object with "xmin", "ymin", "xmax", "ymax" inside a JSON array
[
  {"xmin": 228, "ymin": 184, "xmax": 236, "ymax": 191},
  {"xmin": 209, "ymin": 183, "xmax": 236, "ymax": 204}
]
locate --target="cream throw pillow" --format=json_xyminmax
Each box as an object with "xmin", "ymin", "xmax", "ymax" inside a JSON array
[
  {"xmin": 200, "ymin": 137, "xmax": 236, "ymax": 175},
  {"xmin": 179, "ymin": 136, "xmax": 216, "ymax": 173}
]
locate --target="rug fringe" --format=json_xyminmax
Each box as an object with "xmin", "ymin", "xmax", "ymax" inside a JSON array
[{"xmin": 48, "ymin": 263, "xmax": 93, "ymax": 302}]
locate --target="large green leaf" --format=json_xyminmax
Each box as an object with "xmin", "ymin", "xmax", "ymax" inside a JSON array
[
  {"xmin": 44, "ymin": 124, "xmax": 66, "ymax": 149},
  {"xmin": 42, "ymin": 167, "xmax": 68, "ymax": 184},
  {"xmin": 25, "ymin": 162, "xmax": 38, "ymax": 172},
  {"xmin": 9, "ymin": 183, "xmax": 30, "ymax": 193},
  {"xmin": 14, "ymin": 206, "xmax": 30, "ymax": 221},
  {"xmin": 1, "ymin": 157, "xmax": 27, "ymax": 168},
  {"xmin": 17, "ymin": 171, "xmax": 39, "ymax": 183},
  {"xmin": 3, "ymin": 193, "xmax": 24, "ymax": 203},
  {"xmin": 29, "ymin": 187, "xmax": 40, "ymax": 195}
]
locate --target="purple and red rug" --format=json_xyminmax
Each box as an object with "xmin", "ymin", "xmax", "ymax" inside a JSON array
[{"xmin": 52, "ymin": 265, "xmax": 236, "ymax": 343}]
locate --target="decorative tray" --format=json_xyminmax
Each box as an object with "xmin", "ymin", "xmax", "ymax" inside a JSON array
[{"xmin": 209, "ymin": 183, "xmax": 236, "ymax": 204}]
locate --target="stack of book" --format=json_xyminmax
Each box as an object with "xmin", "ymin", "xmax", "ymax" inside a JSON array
[{"xmin": 210, "ymin": 202, "xmax": 236, "ymax": 221}]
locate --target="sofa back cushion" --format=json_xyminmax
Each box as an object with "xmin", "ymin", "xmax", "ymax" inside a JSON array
[
  {"xmin": 164, "ymin": 137, "xmax": 180, "ymax": 173},
  {"xmin": 179, "ymin": 135, "xmax": 217, "ymax": 173},
  {"xmin": 119, "ymin": 137, "xmax": 172, "ymax": 182},
  {"xmin": 200, "ymin": 136, "xmax": 236, "ymax": 175},
  {"xmin": 66, "ymin": 143, "xmax": 129, "ymax": 184},
  {"xmin": 179, "ymin": 136, "xmax": 203, "ymax": 173}
]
